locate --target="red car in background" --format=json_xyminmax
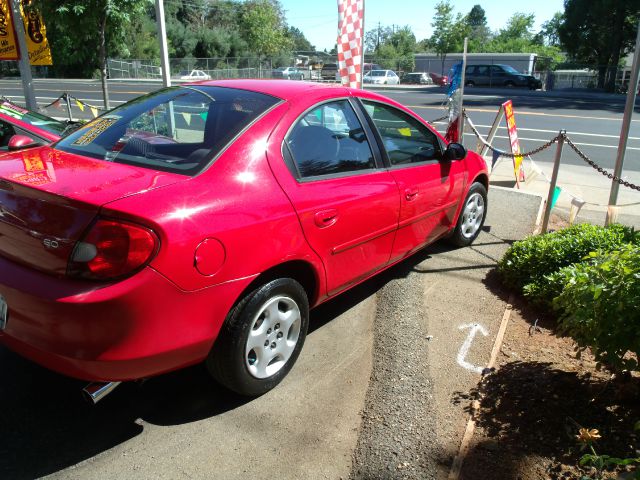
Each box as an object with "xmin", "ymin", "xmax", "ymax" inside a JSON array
[
  {"xmin": 0, "ymin": 80, "xmax": 488, "ymax": 399},
  {"xmin": 428, "ymin": 72, "xmax": 449, "ymax": 86},
  {"xmin": 0, "ymin": 99, "xmax": 77, "ymax": 150}
]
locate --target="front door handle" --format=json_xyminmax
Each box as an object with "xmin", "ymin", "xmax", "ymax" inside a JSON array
[
  {"xmin": 404, "ymin": 187, "xmax": 419, "ymax": 201},
  {"xmin": 314, "ymin": 209, "xmax": 338, "ymax": 228}
]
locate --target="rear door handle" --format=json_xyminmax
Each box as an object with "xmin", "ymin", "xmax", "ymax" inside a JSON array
[
  {"xmin": 314, "ymin": 209, "xmax": 338, "ymax": 228},
  {"xmin": 404, "ymin": 188, "xmax": 419, "ymax": 201}
]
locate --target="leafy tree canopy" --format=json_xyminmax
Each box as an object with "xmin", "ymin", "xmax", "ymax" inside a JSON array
[{"xmin": 558, "ymin": 0, "xmax": 640, "ymax": 90}]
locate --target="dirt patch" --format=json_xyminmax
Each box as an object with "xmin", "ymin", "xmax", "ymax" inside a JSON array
[{"xmin": 457, "ymin": 298, "xmax": 640, "ymax": 479}]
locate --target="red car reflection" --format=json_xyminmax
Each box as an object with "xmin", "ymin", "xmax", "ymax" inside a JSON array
[{"xmin": 0, "ymin": 80, "xmax": 488, "ymax": 397}]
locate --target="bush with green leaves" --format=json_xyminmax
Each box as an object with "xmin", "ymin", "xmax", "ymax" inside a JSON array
[
  {"xmin": 498, "ymin": 223, "xmax": 637, "ymax": 293},
  {"xmin": 553, "ymin": 244, "xmax": 640, "ymax": 372}
]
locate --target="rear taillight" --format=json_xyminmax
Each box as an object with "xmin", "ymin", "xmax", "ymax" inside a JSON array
[{"xmin": 67, "ymin": 218, "xmax": 159, "ymax": 280}]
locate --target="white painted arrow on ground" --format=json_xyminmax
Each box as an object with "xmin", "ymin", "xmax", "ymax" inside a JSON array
[{"xmin": 457, "ymin": 323, "xmax": 489, "ymax": 374}]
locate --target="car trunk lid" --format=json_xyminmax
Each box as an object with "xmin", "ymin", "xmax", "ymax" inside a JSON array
[{"xmin": 0, "ymin": 146, "xmax": 184, "ymax": 276}]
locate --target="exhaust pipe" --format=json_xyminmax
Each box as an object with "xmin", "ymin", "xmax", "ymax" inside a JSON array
[{"xmin": 82, "ymin": 381, "xmax": 121, "ymax": 404}]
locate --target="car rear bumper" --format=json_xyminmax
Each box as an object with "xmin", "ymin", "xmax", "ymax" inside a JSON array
[{"xmin": 0, "ymin": 255, "xmax": 251, "ymax": 381}]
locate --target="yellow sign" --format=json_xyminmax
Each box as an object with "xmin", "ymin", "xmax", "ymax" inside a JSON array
[
  {"xmin": 0, "ymin": 0, "xmax": 51, "ymax": 65},
  {"xmin": 503, "ymin": 100, "xmax": 525, "ymax": 185},
  {"xmin": 20, "ymin": 0, "xmax": 52, "ymax": 66},
  {"xmin": 0, "ymin": 0, "xmax": 19, "ymax": 60}
]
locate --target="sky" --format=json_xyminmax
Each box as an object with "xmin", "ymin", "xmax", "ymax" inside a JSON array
[{"xmin": 279, "ymin": 0, "xmax": 565, "ymax": 51}]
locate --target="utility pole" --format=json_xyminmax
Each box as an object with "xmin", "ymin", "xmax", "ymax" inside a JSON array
[
  {"xmin": 155, "ymin": 0, "xmax": 171, "ymax": 87},
  {"xmin": 10, "ymin": 0, "xmax": 37, "ymax": 110},
  {"xmin": 605, "ymin": 19, "xmax": 640, "ymax": 225}
]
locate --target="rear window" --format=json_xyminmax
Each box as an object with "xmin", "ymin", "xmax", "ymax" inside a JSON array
[{"xmin": 55, "ymin": 86, "xmax": 279, "ymax": 176}]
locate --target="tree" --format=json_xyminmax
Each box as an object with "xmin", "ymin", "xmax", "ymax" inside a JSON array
[
  {"xmin": 286, "ymin": 26, "xmax": 314, "ymax": 52},
  {"xmin": 34, "ymin": 0, "xmax": 149, "ymax": 108},
  {"xmin": 559, "ymin": 0, "xmax": 640, "ymax": 91},
  {"xmin": 495, "ymin": 13, "xmax": 535, "ymax": 42},
  {"xmin": 371, "ymin": 26, "xmax": 416, "ymax": 72},
  {"xmin": 430, "ymin": 1, "xmax": 466, "ymax": 74},
  {"xmin": 465, "ymin": 4, "xmax": 491, "ymax": 50},
  {"xmin": 537, "ymin": 11, "xmax": 563, "ymax": 47},
  {"xmin": 239, "ymin": 0, "xmax": 291, "ymax": 58}
]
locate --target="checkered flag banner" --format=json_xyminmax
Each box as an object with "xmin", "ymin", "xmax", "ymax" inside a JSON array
[{"xmin": 337, "ymin": 0, "xmax": 364, "ymax": 88}]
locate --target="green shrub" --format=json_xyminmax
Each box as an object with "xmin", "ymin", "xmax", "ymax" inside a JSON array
[
  {"xmin": 553, "ymin": 244, "xmax": 640, "ymax": 372},
  {"xmin": 522, "ymin": 270, "xmax": 568, "ymax": 309},
  {"xmin": 498, "ymin": 223, "xmax": 636, "ymax": 294}
]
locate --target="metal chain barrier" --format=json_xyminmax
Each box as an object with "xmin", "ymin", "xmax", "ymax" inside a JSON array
[
  {"xmin": 463, "ymin": 110, "xmax": 561, "ymax": 158},
  {"xmin": 428, "ymin": 115, "xmax": 448, "ymax": 124},
  {"xmin": 41, "ymin": 94, "xmax": 66, "ymax": 109},
  {"xmin": 564, "ymin": 136, "xmax": 640, "ymax": 192},
  {"xmin": 463, "ymin": 110, "xmax": 640, "ymax": 192}
]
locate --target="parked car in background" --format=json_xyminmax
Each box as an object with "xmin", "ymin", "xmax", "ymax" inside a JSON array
[
  {"xmin": 401, "ymin": 72, "xmax": 433, "ymax": 85},
  {"xmin": 363, "ymin": 63, "xmax": 383, "ymax": 74},
  {"xmin": 180, "ymin": 69, "xmax": 211, "ymax": 81},
  {"xmin": 428, "ymin": 72, "xmax": 449, "ymax": 86},
  {"xmin": 272, "ymin": 66, "xmax": 305, "ymax": 80},
  {"xmin": 0, "ymin": 80, "xmax": 488, "ymax": 400},
  {"xmin": 320, "ymin": 62, "xmax": 339, "ymax": 81},
  {"xmin": 464, "ymin": 64, "xmax": 542, "ymax": 90},
  {"xmin": 0, "ymin": 99, "xmax": 78, "ymax": 151},
  {"xmin": 363, "ymin": 69, "xmax": 400, "ymax": 85}
]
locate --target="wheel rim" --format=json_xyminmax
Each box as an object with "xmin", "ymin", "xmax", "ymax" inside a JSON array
[
  {"xmin": 460, "ymin": 192, "xmax": 485, "ymax": 239},
  {"xmin": 245, "ymin": 295, "xmax": 302, "ymax": 379}
]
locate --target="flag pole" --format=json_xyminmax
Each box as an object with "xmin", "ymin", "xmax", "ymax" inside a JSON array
[
  {"xmin": 359, "ymin": 0, "xmax": 365, "ymax": 89},
  {"xmin": 457, "ymin": 37, "xmax": 468, "ymax": 142}
]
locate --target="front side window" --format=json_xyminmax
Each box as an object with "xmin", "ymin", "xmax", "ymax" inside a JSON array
[
  {"xmin": 286, "ymin": 100, "xmax": 374, "ymax": 179},
  {"xmin": 55, "ymin": 86, "xmax": 279, "ymax": 176},
  {"xmin": 362, "ymin": 100, "xmax": 442, "ymax": 166}
]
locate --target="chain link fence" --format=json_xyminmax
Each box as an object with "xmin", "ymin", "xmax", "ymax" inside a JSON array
[{"xmin": 0, "ymin": 54, "xmax": 635, "ymax": 93}]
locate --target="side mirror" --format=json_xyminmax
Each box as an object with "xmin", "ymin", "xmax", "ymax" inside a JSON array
[
  {"xmin": 8, "ymin": 135, "xmax": 43, "ymax": 151},
  {"xmin": 443, "ymin": 142, "xmax": 467, "ymax": 161}
]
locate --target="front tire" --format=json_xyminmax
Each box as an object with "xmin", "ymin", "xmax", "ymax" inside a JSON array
[
  {"xmin": 449, "ymin": 182, "xmax": 487, "ymax": 247},
  {"xmin": 206, "ymin": 278, "xmax": 309, "ymax": 396}
]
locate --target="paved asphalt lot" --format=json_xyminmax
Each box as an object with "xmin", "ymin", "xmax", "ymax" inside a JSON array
[{"xmin": 0, "ymin": 188, "xmax": 541, "ymax": 480}]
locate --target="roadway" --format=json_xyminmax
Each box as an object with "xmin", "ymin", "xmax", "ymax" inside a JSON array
[
  {"xmin": 2, "ymin": 78, "xmax": 638, "ymax": 173},
  {"xmin": 1, "ymin": 78, "xmax": 639, "ymax": 222}
]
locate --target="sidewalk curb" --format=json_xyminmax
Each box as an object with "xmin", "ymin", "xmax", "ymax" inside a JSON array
[{"xmin": 447, "ymin": 189, "xmax": 544, "ymax": 479}]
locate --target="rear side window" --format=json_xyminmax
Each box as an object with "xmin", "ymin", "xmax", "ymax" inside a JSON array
[
  {"xmin": 55, "ymin": 86, "xmax": 279, "ymax": 176},
  {"xmin": 362, "ymin": 100, "xmax": 442, "ymax": 166},
  {"xmin": 286, "ymin": 100, "xmax": 375, "ymax": 179}
]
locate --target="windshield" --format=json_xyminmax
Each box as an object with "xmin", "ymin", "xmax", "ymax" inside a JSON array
[
  {"xmin": 0, "ymin": 100, "xmax": 67, "ymax": 135},
  {"xmin": 502, "ymin": 65, "xmax": 520, "ymax": 74},
  {"xmin": 371, "ymin": 71, "xmax": 385, "ymax": 77},
  {"xmin": 55, "ymin": 86, "xmax": 279, "ymax": 176}
]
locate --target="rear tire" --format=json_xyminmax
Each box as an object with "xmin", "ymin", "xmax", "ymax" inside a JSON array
[
  {"xmin": 206, "ymin": 278, "xmax": 309, "ymax": 396},
  {"xmin": 449, "ymin": 182, "xmax": 487, "ymax": 247}
]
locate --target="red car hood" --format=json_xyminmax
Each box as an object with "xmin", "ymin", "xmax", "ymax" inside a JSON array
[{"xmin": 0, "ymin": 146, "xmax": 186, "ymax": 276}]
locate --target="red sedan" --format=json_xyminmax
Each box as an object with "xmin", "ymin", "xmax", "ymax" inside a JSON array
[
  {"xmin": 0, "ymin": 80, "xmax": 488, "ymax": 398},
  {"xmin": 0, "ymin": 99, "xmax": 75, "ymax": 150}
]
